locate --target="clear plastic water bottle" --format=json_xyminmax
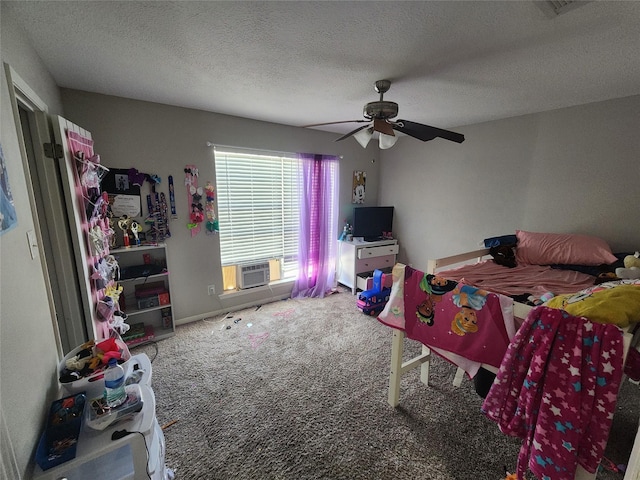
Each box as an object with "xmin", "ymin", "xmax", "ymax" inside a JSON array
[{"xmin": 104, "ymin": 358, "xmax": 126, "ymax": 408}]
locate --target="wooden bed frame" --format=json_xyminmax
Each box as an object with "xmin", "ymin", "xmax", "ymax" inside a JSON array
[{"xmin": 385, "ymin": 248, "xmax": 640, "ymax": 480}]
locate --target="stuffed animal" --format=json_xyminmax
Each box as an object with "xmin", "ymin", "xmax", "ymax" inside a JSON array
[
  {"xmin": 616, "ymin": 251, "xmax": 640, "ymax": 279},
  {"xmin": 624, "ymin": 251, "xmax": 640, "ymax": 268},
  {"xmin": 96, "ymin": 337, "xmax": 124, "ymax": 364}
]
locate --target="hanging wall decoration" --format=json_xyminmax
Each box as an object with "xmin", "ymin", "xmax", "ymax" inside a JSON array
[
  {"xmin": 0, "ymin": 143, "xmax": 18, "ymax": 235},
  {"xmin": 352, "ymin": 170, "xmax": 366, "ymax": 204},
  {"xmin": 144, "ymin": 174, "xmax": 170, "ymax": 243},
  {"xmin": 204, "ymin": 181, "xmax": 219, "ymax": 235},
  {"xmin": 102, "ymin": 167, "xmax": 142, "ymax": 218},
  {"xmin": 168, "ymin": 175, "xmax": 177, "ymax": 219},
  {"xmin": 185, "ymin": 165, "xmax": 203, "ymax": 237}
]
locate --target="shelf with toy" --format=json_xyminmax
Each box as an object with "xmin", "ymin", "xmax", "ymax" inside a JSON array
[
  {"xmin": 122, "ymin": 325, "xmax": 174, "ymax": 347},
  {"xmin": 111, "ymin": 244, "xmax": 174, "ymax": 347},
  {"xmin": 125, "ymin": 302, "xmax": 172, "ymax": 317},
  {"xmin": 118, "ymin": 271, "xmax": 169, "ymax": 284}
]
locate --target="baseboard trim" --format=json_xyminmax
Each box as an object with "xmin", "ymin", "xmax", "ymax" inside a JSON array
[{"xmin": 175, "ymin": 292, "xmax": 291, "ymax": 326}]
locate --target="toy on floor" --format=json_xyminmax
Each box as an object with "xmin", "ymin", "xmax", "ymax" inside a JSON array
[{"xmin": 357, "ymin": 269, "xmax": 391, "ymax": 316}]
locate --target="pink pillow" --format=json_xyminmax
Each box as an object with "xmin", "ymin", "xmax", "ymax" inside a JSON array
[{"xmin": 515, "ymin": 230, "xmax": 617, "ymax": 266}]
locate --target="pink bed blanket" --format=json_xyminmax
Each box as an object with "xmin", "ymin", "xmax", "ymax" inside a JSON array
[
  {"xmin": 436, "ymin": 260, "xmax": 596, "ymax": 299},
  {"xmin": 378, "ymin": 263, "xmax": 516, "ymax": 377},
  {"xmin": 482, "ymin": 306, "xmax": 624, "ymax": 479}
]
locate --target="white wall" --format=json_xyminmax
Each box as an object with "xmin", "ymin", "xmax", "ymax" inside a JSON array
[
  {"xmin": 60, "ymin": 90, "xmax": 380, "ymax": 322},
  {"xmin": 0, "ymin": 8, "xmax": 64, "ymax": 479},
  {"xmin": 379, "ymin": 95, "xmax": 640, "ymax": 270}
]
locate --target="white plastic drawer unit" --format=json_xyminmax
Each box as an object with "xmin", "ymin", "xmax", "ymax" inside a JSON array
[
  {"xmin": 355, "ymin": 255, "xmax": 395, "ymax": 273},
  {"xmin": 357, "ymin": 244, "xmax": 399, "ymax": 259}
]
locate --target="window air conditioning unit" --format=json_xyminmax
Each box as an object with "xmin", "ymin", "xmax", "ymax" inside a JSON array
[{"xmin": 237, "ymin": 262, "xmax": 270, "ymax": 289}]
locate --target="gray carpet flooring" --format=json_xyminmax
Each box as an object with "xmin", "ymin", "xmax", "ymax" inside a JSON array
[{"xmin": 131, "ymin": 288, "xmax": 639, "ymax": 480}]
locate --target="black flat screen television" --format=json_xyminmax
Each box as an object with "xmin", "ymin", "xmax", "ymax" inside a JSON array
[{"xmin": 352, "ymin": 206, "xmax": 394, "ymax": 242}]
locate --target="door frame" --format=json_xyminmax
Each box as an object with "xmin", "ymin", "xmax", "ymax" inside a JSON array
[{"xmin": 4, "ymin": 63, "xmax": 88, "ymax": 353}]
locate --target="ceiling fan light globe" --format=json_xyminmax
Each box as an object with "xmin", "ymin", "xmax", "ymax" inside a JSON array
[
  {"xmin": 379, "ymin": 133, "xmax": 398, "ymax": 149},
  {"xmin": 353, "ymin": 127, "xmax": 374, "ymax": 148}
]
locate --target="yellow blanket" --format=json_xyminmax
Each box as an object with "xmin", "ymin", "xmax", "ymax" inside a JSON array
[{"xmin": 545, "ymin": 280, "xmax": 640, "ymax": 327}]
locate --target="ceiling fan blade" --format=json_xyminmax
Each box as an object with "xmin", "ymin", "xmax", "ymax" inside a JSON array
[
  {"xmin": 394, "ymin": 119, "xmax": 465, "ymax": 144},
  {"xmin": 373, "ymin": 119, "xmax": 395, "ymax": 136},
  {"xmin": 334, "ymin": 124, "xmax": 372, "ymax": 142},
  {"xmin": 302, "ymin": 120, "xmax": 369, "ymax": 128}
]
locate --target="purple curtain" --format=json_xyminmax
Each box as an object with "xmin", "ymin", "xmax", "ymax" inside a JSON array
[{"xmin": 291, "ymin": 153, "xmax": 339, "ymax": 298}]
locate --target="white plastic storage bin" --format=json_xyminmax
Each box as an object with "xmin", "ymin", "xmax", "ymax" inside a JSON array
[
  {"xmin": 60, "ymin": 352, "xmax": 152, "ymax": 399},
  {"xmin": 33, "ymin": 384, "xmax": 168, "ymax": 480},
  {"xmin": 58, "ymin": 336, "xmax": 131, "ymax": 397}
]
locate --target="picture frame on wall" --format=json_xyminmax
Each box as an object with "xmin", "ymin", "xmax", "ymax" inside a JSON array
[
  {"xmin": 352, "ymin": 170, "xmax": 366, "ymax": 204},
  {"xmin": 101, "ymin": 168, "xmax": 142, "ymax": 218}
]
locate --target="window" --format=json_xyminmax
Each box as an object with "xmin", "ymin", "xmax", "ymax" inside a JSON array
[{"xmin": 214, "ymin": 147, "xmax": 301, "ymax": 288}]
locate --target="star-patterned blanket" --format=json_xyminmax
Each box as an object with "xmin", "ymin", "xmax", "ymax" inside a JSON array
[{"xmin": 481, "ymin": 306, "xmax": 624, "ymax": 480}]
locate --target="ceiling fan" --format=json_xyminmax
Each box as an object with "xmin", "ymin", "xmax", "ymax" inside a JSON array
[{"xmin": 304, "ymin": 80, "xmax": 465, "ymax": 149}]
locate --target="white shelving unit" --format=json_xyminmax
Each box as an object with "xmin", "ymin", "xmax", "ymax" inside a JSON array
[{"xmin": 112, "ymin": 243, "xmax": 175, "ymax": 346}]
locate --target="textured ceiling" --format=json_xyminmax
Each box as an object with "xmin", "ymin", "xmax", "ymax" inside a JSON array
[{"xmin": 5, "ymin": 1, "xmax": 640, "ymax": 135}]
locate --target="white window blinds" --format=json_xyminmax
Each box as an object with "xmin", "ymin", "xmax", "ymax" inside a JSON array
[{"xmin": 214, "ymin": 148, "xmax": 301, "ymax": 278}]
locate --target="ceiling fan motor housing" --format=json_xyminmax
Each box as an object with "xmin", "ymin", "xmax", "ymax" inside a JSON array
[
  {"xmin": 364, "ymin": 101, "xmax": 398, "ymax": 120},
  {"xmin": 319, "ymin": 78, "xmax": 465, "ymax": 145}
]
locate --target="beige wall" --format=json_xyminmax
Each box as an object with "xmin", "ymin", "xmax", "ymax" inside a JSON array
[
  {"xmin": 379, "ymin": 95, "xmax": 640, "ymax": 269},
  {"xmin": 62, "ymin": 89, "xmax": 640, "ymax": 326},
  {"xmin": 60, "ymin": 89, "xmax": 380, "ymax": 322},
  {"xmin": 0, "ymin": 8, "xmax": 64, "ymax": 479}
]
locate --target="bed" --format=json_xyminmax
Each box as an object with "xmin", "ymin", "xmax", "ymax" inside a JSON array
[{"xmin": 376, "ymin": 231, "xmax": 640, "ymax": 480}]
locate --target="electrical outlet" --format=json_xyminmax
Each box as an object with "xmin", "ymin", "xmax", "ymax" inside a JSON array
[{"xmin": 208, "ymin": 284, "xmax": 216, "ymax": 295}]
